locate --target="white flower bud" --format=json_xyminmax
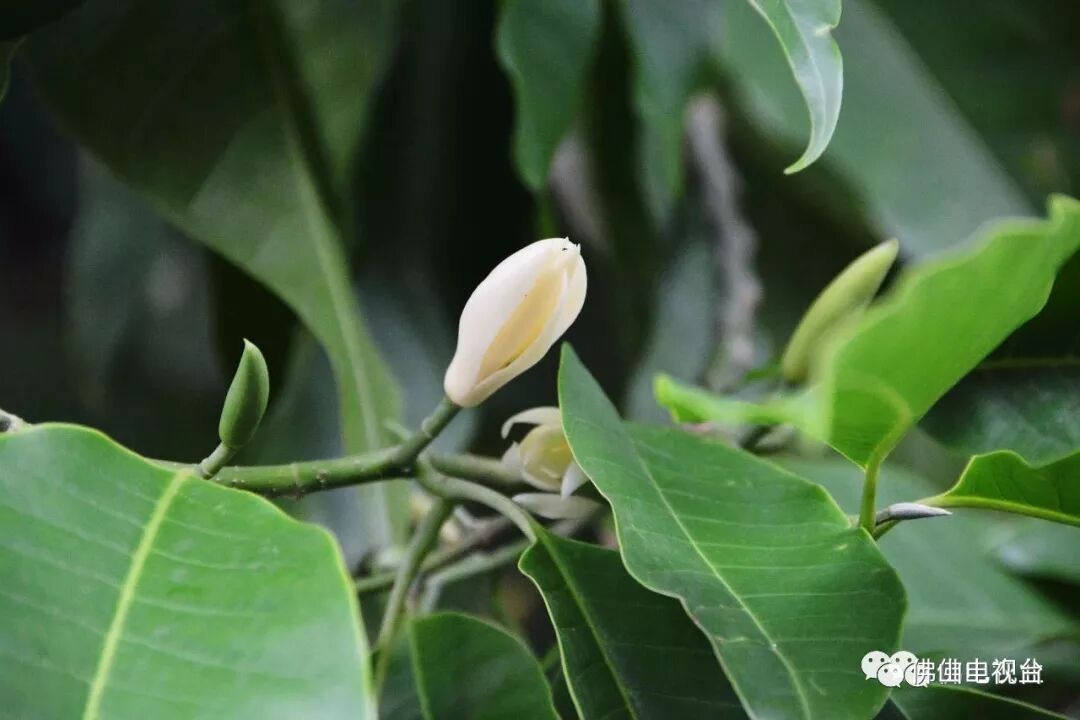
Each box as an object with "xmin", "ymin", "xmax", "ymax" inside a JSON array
[
  {"xmin": 444, "ymin": 238, "xmax": 587, "ymax": 407},
  {"xmin": 500, "ymin": 406, "xmax": 587, "ymax": 497}
]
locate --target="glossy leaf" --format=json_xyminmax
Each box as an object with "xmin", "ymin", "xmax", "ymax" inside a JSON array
[
  {"xmin": 0, "ymin": 0, "xmax": 84, "ymax": 39},
  {"xmin": 791, "ymin": 459, "xmax": 1076, "ymax": 658},
  {"xmin": 520, "ymin": 528, "xmax": 746, "ymax": 719},
  {"xmin": 659, "ymin": 198, "xmax": 1080, "ymax": 469},
  {"xmin": 720, "ymin": 0, "xmax": 1031, "ymax": 257},
  {"xmin": 813, "ymin": 196, "xmax": 1080, "ymax": 467},
  {"xmin": 891, "ymin": 685, "xmax": 1066, "ymax": 720},
  {"xmin": 934, "ymin": 450, "xmax": 1080, "ymax": 526},
  {"xmin": 742, "ymin": 0, "xmax": 843, "ymax": 174},
  {"xmin": 27, "ymin": 0, "xmax": 406, "ymax": 543},
  {"xmin": 382, "ymin": 612, "xmax": 558, "ymax": 720},
  {"xmin": 923, "ymin": 250, "xmax": 1080, "ymax": 464},
  {"xmin": 0, "ymin": 424, "xmax": 373, "ymax": 719},
  {"xmin": 559, "ymin": 345, "xmax": 905, "ymax": 720},
  {"xmin": 496, "ymin": 0, "xmax": 600, "ymax": 190}
]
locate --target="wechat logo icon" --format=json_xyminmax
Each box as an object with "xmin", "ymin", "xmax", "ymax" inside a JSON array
[{"xmin": 862, "ymin": 650, "xmax": 928, "ymax": 687}]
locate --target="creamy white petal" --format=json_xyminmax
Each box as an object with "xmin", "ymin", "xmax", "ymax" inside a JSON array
[
  {"xmin": 500, "ymin": 406, "xmax": 562, "ymax": 438},
  {"xmin": 553, "ymin": 254, "xmax": 587, "ymax": 339},
  {"xmin": 512, "ymin": 493, "xmax": 601, "ymax": 520},
  {"xmin": 500, "ymin": 442, "xmax": 523, "ymax": 474},
  {"xmin": 560, "ymin": 462, "xmax": 589, "ymax": 498},
  {"xmin": 444, "ymin": 238, "xmax": 567, "ymax": 405},
  {"xmin": 462, "ymin": 267, "xmax": 570, "ymax": 404}
]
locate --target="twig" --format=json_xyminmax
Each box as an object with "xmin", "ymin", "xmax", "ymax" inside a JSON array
[
  {"xmin": 686, "ymin": 95, "xmax": 763, "ymax": 390},
  {"xmin": 356, "ymin": 516, "xmax": 514, "ymax": 595},
  {"xmin": 209, "ymin": 396, "xmax": 459, "ymax": 496},
  {"xmin": 376, "ymin": 499, "xmax": 454, "ymax": 649}
]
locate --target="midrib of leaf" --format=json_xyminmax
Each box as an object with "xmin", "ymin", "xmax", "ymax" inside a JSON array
[
  {"xmin": 251, "ymin": 0, "xmax": 381, "ymax": 453},
  {"xmin": 82, "ymin": 471, "xmax": 188, "ymax": 720},
  {"xmin": 532, "ymin": 532, "xmax": 641, "ymax": 720},
  {"xmin": 590, "ymin": 423, "xmax": 813, "ymax": 720}
]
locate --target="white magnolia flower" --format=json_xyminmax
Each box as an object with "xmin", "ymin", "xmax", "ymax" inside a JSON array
[
  {"xmin": 444, "ymin": 238, "xmax": 587, "ymax": 407},
  {"xmin": 501, "ymin": 406, "xmax": 598, "ymax": 520},
  {"xmin": 500, "ymin": 407, "xmax": 587, "ymax": 496}
]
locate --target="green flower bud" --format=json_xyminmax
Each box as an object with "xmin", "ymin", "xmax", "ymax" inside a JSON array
[
  {"xmin": 218, "ymin": 339, "xmax": 269, "ymax": 448},
  {"xmin": 781, "ymin": 239, "xmax": 899, "ymax": 383}
]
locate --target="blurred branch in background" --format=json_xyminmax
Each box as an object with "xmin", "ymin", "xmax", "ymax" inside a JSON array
[{"xmin": 686, "ymin": 95, "xmax": 763, "ymax": 391}]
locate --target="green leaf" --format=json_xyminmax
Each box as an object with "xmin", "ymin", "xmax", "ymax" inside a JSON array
[
  {"xmin": 27, "ymin": 0, "xmax": 406, "ymax": 542},
  {"xmin": 933, "ymin": 450, "xmax": 1080, "ymax": 526},
  {"xmin": 382, "ymin": 612, "xmax": 558, "ymax": 720},
  {"xmin": 496, "ymin": 0, "xmax": 600, "ymax": 190},
  {"xmin": 558, "ymin": 345, "xmax": 906, "ymax": 720},
  {"xmin": 719, "ymin": 0, "xmax": 1031, "ymax": 256},
  {"xmin": 0, "ymin": 0, "xmax": 84, "ymax": 39},
  {"xmin": 790, "ymin": 459, "xmax": 1077, "ymax": 658},
  {"xmin": 891, "ymin": 685, "xmax": 1066, "ymax": 720},
  {"xmin": 520, "ymin": 528, "xmax": 746, "ymax": 719},
  {"xmin": 923, "ymin": 250, "xmax": 1080, "ymax": 464},
  {"xmin": 0, "ymin": 424, "xmax": 373, "ymax": 719},
  {"xmin": 659, "ymin": 198, "xmax": 1080, "ymax": 469},
  {"xmin": 815, "ymin": 196, "xmax": 1080, "ymax": 468},
  {"xmin": 742, "ymin": 0, "xmax": 843, "ymax": 174}
]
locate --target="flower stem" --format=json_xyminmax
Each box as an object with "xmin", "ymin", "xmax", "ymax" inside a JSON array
[
  {"xmin": 858, "ymin": 458, "xmax": 882, "ymax": 534},
  {"xmin": 417, "ymin": 461, "xmax": 536, "ymax": 541},
  {"xmin": 427, "ymin": 452, "xmax": 525, "ymax": 488},
  {"xmin": 196, "ymin": 443, "xmax": 236, "ymax": 479}
]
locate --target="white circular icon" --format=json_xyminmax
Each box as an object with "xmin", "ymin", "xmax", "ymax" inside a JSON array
[
  {"xmin": 861, "ymin": 650, "xmax": 891, "ymax": 680},
  {"xmin": 904, "ymin": 661, "xmax": 929, "ymax": 687},
  {"xmin": 877, "ymin": 662, "xmax": 905, "ymax": 687}
]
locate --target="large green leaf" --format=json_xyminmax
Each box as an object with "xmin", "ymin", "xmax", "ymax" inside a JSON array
[
  {"xmin": 520, "ymin": 528, "xmax": 746, "ymax": 719},
  {"xmin": 496, "ymin": 0, "xmax": 600, "ymax": 190},
  {"xmin": 813, "ymin": 196, "xmax": 1080, "ymax": 468},
  {"xmin": 791, "ymin": 458, "xmax": 1077, "ymax": 658},
  {"xmin": 558, "ymin": 345, "xmax": 905, "ymax": 720},
  {"xmin": 891, "ymin": 686, "xmax": 1066, "ymax": 720},
  {"xmin": 659, "ymin": 198, "xmax": 1080, "ymax": 470},
  {"xmin": 922, "ymin": 250, "xmax": 1080, "ymax": 465},
  {"xmin": 932, "ymin": 450, "xmax": 1080, "ymax": 527},
  {"xmin": 381, "ymin": 612, "xmax": 558, "ymax": 720},
  {"xmin": 719, "ymin": 0, "xmax": 1031, "ymax": 257},
  {"xmin": 0, "ymin": 424, "xmax": 372, "ymax": 719},
  {"xmin": 27, "ymin": 0, "xmax": 406, "ymax": 543}
]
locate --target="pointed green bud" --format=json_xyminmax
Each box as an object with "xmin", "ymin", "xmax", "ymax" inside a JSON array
[
  {"xmin": 218, "ymin": 339, "xmax": 270, "ymax": 449},
  {"xmin": 781, "ymin": 239, "xmax": 899, "ymax": 383}
]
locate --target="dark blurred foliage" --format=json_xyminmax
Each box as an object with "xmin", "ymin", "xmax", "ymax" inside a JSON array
[{"xmin": 0, "ymin": 1, "xmax": 1078, "ymax": 711}]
